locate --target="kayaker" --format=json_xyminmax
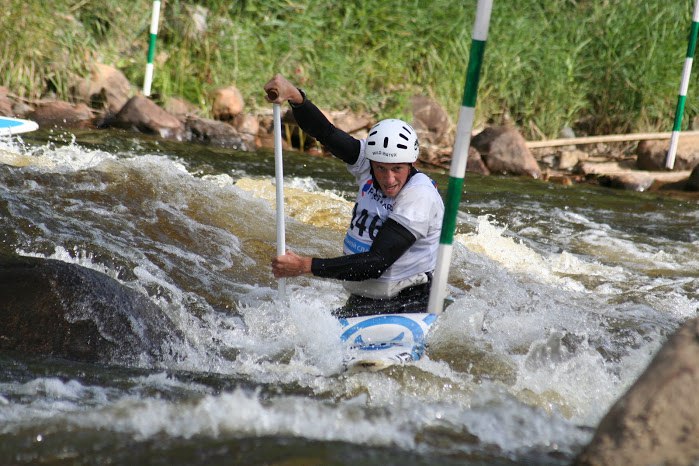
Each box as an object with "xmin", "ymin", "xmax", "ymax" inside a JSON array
[{"xmin": 265, "ymin": 74, "xmax": 444, "ymax": 317}]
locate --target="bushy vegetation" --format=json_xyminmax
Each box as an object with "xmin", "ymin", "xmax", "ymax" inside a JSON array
[{"xmin": 1, "ymin": 0, "xmax": 698, "ymax": 139}]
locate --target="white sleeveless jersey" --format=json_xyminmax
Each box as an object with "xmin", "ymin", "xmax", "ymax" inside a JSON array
[{"xmin": 342, "ymin": 141, "xmax": 444, "ymax": 297}]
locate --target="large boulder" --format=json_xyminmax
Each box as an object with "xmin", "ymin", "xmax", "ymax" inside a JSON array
[
  {"xmin": 112, "ymin": 95, "xmax": 185, "ymax": 140},
  {"xmin": 27, "ymin": 101, "xmax": 93, "ymax": 128},
  {"xmin": 0, "ymin": 254, "xmax": 183, "ymax": 365},
  {"xmin": 471, "ymin": 126, "xmax": 542, "ymax": 178},
  {"xmin": 636, "ymin": 136, "xmax": 699, "ymax": 171},
  {"xmin": 71, "ymin": 63, "xmax": 132, "ymax": 114},
  {"xmin": 575, "ymin": 317, "xmax": 699, "ymax": 466}
]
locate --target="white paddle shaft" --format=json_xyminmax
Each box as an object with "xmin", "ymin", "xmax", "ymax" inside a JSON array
[{"xmin": 273, "ymin": 103, "xmax": 286, "ymax": 298}]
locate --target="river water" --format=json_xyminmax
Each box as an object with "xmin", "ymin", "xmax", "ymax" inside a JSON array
[{"xmin": 0, "ymin": 129, "xmax": 697, "ymax": 465}]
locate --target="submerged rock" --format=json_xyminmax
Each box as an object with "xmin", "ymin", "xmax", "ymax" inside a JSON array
[{"xmin": 0, "ymin": 254, "xmax": 183, "ymax": 365}]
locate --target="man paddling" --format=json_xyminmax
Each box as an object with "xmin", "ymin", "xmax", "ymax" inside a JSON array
[{"xmin": 265, "ymin": 74, "xmax": 444, "ymax": 317}]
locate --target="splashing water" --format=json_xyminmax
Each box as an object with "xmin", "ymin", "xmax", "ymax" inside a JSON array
[{"xmin": 0, "ymin": 131, "xmax": 696, "ymax": 465}]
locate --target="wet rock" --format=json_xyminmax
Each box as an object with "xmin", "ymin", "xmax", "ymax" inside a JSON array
[
  {"xmin": 185, "ymin": 116, "xmax": 249, "ymax": 150},
  {"xmin": 598, "ymin": 172, "xmax": 653, "ymax": 192},
  {"xmin": 575, "ymin": 317, "xmax": 699, "ymax": 466},
  {"xmin": 71, "ymin": 63, "xmax": 133, "ymax": 114},
  {"xmin": 212, "ymin": 85, "xmax": 245, "ymax": 121},
  {"xmin": 471, "ymin": 126, "xmax": 542, "ymax": 178},
  {"xmin": 0, "ymin": 254, "xmax": 183, "ymax": 365},
  {"xmin": 27, "ymin": 101, "xmax": 94, "ymax": 128},
  {"xmin": 112, "ymin": 95, "xmax": 185, "ymax": 140},
  {"xmin": 636, "ymin": 137, "xmax": 699, "ymax": 171}
]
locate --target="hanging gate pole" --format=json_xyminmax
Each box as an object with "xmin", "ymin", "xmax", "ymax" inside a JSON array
[
  {"xmin": 666, "ymin": 0, "xmax": 699, "ymax": 169},
  {"xmin": 428, "ymin": 0, "xmax": 493, "ymax": 315}
]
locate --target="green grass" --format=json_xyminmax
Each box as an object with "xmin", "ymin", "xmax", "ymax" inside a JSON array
[{"xmin": 1, "ymin": 0, "xmax": 698, "ymax": 139}]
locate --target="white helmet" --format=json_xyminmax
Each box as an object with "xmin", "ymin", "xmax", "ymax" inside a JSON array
[{"xmin": 365, "ymin": 119, "xmax": 419, "ymax": 163}]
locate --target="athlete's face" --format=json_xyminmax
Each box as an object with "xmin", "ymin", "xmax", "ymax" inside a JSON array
[{"xmin": 371, "ymin": 161, "xmax": 411, "ymax": 197}]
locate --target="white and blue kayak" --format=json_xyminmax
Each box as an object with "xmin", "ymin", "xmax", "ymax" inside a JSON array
[
  {"xmin": 339, "ymin": 313, "xmax": 437, "ymax": 371},
  {"xmin": 0, "ymin": 116, "xmax": 39, "ymax": 136}
]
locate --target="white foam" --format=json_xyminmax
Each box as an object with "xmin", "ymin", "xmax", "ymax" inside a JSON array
[
  {"xmin": 10, "ymin": 136, "xmax": 117, "ymax": 172},
  {"xmin": 454, "ymin": 216, "xmax": 618, "ymax": 292},
  {"xmin": 0, "ymin": 377, "xmax": 113, "ymax": 431},
  {"xmin": 235, "ymin": 285, "xmax": 346, "ymax": 377},
  {"xmin": 130, "ymin": 372, "xmax": 213, "ymax": 395},
  {"xmin": 90, "ymin": 388, "xmax": 411, "ymax": 446},
  {"xmin": 17, "ymin": 245, "xmax": 119, "ymax": 279},
  {"xmin": 2, "ymin": 136, "xmax": 693, "ymax": 460}
]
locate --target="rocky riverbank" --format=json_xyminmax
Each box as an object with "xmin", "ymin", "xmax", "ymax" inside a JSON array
[
  {"xmin": 2, "ymin": 63, "xmax": 698, "ymax": 198},
  {"xmin": 3, "ymin": 62, "xmax": 699, "ymax": 464}
]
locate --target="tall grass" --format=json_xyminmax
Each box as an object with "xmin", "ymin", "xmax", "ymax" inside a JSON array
[{"xmin": 1, "ymin": 0, "xmax": 697, "ymax": 139}]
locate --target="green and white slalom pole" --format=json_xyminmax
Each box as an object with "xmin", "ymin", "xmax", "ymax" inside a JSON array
[
  {"xmin": 428, "ymin": 0, "xmax": 493, "ymax": 315},
  {"xmin": 143, "ymin": 0, "xmax": 162, "ymax": 97},
  {"xmin": 666, "ymin": 0, "xmax": 699, "ymax": 169}
]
